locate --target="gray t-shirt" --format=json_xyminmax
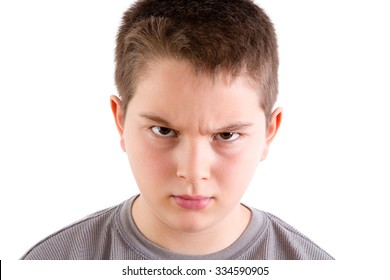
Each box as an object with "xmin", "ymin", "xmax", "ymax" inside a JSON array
[{"xmin": 21, "ymin": 196, "xmax": 333, "ymax": 260}]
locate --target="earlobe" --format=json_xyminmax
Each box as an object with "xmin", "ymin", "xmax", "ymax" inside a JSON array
[
  {"xmin": 110, "ymin": 95, "xmax": 126, "ymax": 152},
  {"xmin": 261, "ymin": 107, "xmax": 283, "ymax": 160}
]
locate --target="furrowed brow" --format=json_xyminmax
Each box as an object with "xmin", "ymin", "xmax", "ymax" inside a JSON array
[
  {"xmin": 140, "ymin": 113, "xmax": 253, "ymax": 132},
  {"xmin": 139, "ymin": 113, "xmax": 174, "ymax": 128}
]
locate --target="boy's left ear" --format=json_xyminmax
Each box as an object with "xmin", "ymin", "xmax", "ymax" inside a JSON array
[{"xmin": 261, "ymin": 107, "xmax": 283, "ymax": 160}]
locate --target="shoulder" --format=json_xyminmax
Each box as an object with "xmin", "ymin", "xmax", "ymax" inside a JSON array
[
  {"xmin": 252, "ymin": 210, "xmax": 334, "ymax": 260},
  {"xmin": 21, "ymin": 203, "xmax": 122, "ymax": 260}
]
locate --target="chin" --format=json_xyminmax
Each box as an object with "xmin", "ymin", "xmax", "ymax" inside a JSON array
[{"xmin": 168, "ymin": 212, "xmax": 214, "ymax": 233}]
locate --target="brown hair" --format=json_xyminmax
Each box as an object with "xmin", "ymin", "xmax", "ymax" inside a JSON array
[{"xmin": 115, "ymin": 0, "xmax": 278, "ymax": 121}]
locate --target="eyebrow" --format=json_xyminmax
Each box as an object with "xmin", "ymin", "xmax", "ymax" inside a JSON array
[
  {"xmin": 139, "ymin": 113, "xmax": 174, "ymax": 128},
  {"xmin": 216, "ymin": 122, "xmax": 254, "ymax": 132},
  {"xmin": 139, "ymin": 113, "xmax": 253, "ymax": 132}
]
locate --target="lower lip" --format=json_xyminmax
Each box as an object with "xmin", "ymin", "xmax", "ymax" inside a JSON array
[{"xmin": 172, "ymin": 196, "xmax": 211, "ymax": 210}]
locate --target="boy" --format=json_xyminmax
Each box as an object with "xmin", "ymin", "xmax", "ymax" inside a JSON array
[{"xmin": 22, "ymin": 0, "xmax": 333, "ymax": 259}]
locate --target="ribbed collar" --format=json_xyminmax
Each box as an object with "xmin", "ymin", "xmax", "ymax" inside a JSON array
[{"xmin": 118, "ymin": 195, "xmax": 267, "ymax": 259}]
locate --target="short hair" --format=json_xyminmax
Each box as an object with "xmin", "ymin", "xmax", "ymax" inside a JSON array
[{"xmin": 115, "ymin": 0, "xmax": 278, "ymax": 121}]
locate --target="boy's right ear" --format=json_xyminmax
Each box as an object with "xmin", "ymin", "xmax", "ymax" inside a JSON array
[{"xmin": 110, "ymin": 95, "xmax": 126, "ymax": 152}]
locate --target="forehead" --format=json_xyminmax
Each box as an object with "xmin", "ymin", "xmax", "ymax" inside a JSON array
[
  {"xmin": 127, "ymin": 58, "xmax": 265, "ymax": 129},
  {"xmin": 137, "ymin": 59, "xmax": 257, "ymax": 100},
  {"xmin": 138, "ymin": 58, "xmax": 259, "ymax": 99}
]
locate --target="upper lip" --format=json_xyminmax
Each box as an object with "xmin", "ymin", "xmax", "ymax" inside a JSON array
[{"xmin": 174, "ymin": 195, "xmax": 210, "ymax": 200}]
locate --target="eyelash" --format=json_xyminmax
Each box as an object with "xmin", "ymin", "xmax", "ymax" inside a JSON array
[{"xmin": 150, "ymin": 126, "xmax": 241, "ymax": 143}]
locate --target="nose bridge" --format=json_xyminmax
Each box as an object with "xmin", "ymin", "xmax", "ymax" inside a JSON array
[{"xmin": 176, "ymin": 137, "xmax": 211, "ymax": 183}]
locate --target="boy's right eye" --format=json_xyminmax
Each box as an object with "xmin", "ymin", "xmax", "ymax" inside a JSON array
[{"xmin": 151, "ymin": 126, "xmax": 177, "ymax": 137}]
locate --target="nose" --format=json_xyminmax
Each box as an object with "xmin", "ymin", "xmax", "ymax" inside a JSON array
[{"xmin": 176, "ymin": 139, "xmax": 212, "ymax": 183}]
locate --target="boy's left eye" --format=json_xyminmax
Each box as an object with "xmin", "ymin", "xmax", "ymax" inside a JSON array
[{"xmin": 215, "ymin": 132, "xmax": 240, "ymax": 142}]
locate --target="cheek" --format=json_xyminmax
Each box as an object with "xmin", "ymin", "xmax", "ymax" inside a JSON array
[
  {"xmin": 216, "ymin": 141, "xmax": 263, "ymax": 190},
  {"xmin": 125, "ymin": 134, "xmax": 174, "ymax": 187}
]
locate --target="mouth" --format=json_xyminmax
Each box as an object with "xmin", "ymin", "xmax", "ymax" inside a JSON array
[{"xmin": 172, "ymin": 195, "xmax": 211, "ymax": 210}]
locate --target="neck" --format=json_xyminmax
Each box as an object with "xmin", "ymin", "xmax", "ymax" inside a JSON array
[{"xmin": 131, "ymin": 196, "xmax": 251, "ymax": 255}]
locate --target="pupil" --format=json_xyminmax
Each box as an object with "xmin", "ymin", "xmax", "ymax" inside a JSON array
[
  {"xmin": 220, "ymin": 132, "xmax": 232, "ymax": 139},
  {"xmin": 159, "ymin": 127, "xmax": 171, "ymax": 135}
]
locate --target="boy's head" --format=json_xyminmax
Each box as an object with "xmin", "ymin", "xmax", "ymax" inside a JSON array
[
  {"xmin": 110, "ymin": 0, "xmax": 282, "ymax": 251},
  {"xmin": 115, "ymin": 0, "xmax": 279, "ymax": 121}
]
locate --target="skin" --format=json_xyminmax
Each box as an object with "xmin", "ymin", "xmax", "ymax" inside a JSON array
[{"xmin": 111, "ymin": 58, "xmax": 282, "ymax": 255}]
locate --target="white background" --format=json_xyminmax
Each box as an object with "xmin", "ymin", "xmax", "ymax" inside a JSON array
[{"xmin": 0, "ymin": 0, "xmax": 389, "ymax": 270}]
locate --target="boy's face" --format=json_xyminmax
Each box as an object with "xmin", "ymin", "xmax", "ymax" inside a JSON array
[{"xmin": 111, "ymin": 59, "xmax": 281, "ymax": 234}]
